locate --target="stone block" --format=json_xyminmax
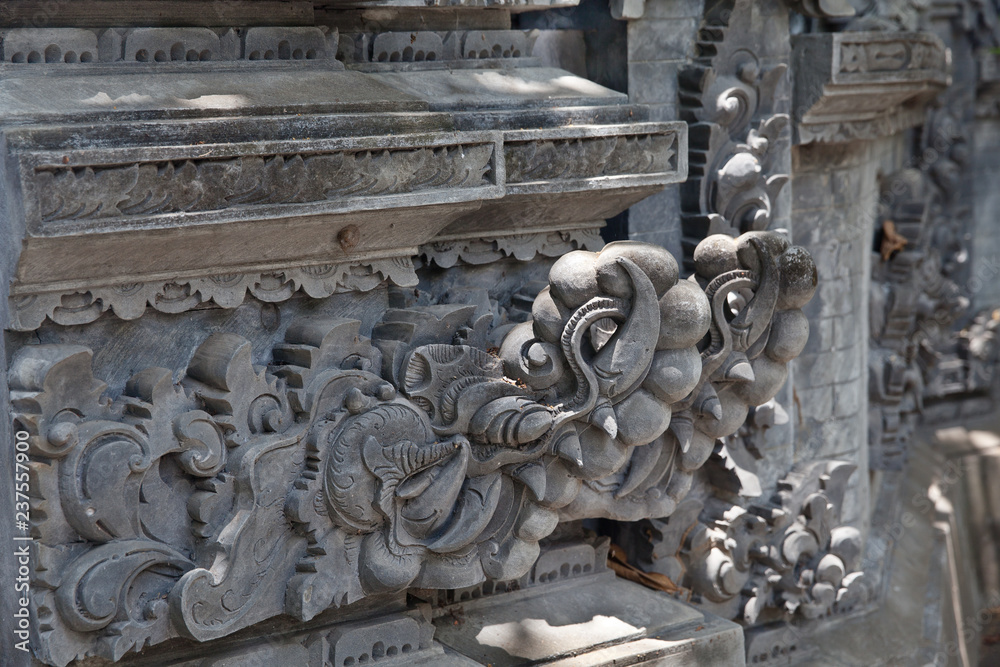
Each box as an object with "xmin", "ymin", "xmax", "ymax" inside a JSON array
[
  {"xmin": 627, "ymin": 18, "xmax": 697, "ymax": 62},
  {"xmin": 791, "ymin": 171, "xmax": 833, "ymax": 210},
  {"xmin": 802, "ymin": 276, "xmax": 852, "ymax": 319},
  {"xmin": 833, "ymin": 343, "xmax": 863, "ymax": 384},
  {"xmin": 795, "ymin": 385, "xmax": 835, "ymax": 422},
  {"xmin": 628, "ymin": 60, "xmax": 679, "ymax": 104},
  {"xmin": 803, "ymin": 316, "xmax": 836, "ymax": 354},
  {"xmin": 808, "ymin": 237, "xmax": 843, "ymax": 280},
  {"xmin": 628, "ymin": 186, "xmax": 683, "ymax": 258},
  {"xmin": 0, "ymin": 28, "xmax": 98, "ymax": 63},
  {"xmin": 795, "ymin": 351, "xmax": 837, "ymax": 388},
  {"xmin": 642, "ymin": 0, "xmax": 705, "ymax": 19},
  {"xmin": 833, "ymin": 379, "xmax": 863, "ymax": 418},
  {"xmin": 641, "ymin": 101, "xmax": 679, "ymax": 122},
  {"xmin": 433, "ymin": 572, "xmax": 745, "ymax": 666}
]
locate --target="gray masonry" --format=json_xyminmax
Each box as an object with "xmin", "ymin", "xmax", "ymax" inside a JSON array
[{"xmin": 2, "ymin": 0, "xmax": 1000, "ymax": 666}]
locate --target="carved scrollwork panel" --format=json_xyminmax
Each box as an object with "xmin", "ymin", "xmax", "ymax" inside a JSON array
[
  {"xmin": 679, "ymin": 0, "xmax": 791, "ymax": 267},
  {"xmin": 13, "ymin": 231, "xmax": 814, "ymax": 665}
]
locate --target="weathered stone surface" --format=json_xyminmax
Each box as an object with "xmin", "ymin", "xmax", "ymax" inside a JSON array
[
  {"xmin": 10, "ymin": 228, "xmax": 813, "ymax": 664},
  {"xmin": 792, "ymin": 32, "xmax": 949, "ymax": 144},
  {"xmin": 3, "ymin": 0, "xmax": 1000, "ymax": 665}
]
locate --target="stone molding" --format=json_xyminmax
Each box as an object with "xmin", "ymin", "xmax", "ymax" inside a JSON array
[
  {"xmin": 8, "ymin": 121, "xmax": 685, "ymax": 330},
  {"xmin": 793, "ymin": 31, "xmax": 950, "ymax": 144},
  {"xmin": 12, "ymin": 231, "xmax": 815, "ymax": 665},
  {"xmin": 339, "ymin": 30, "xmax": 539, "ymax": 70},
  {"xmin": 0, "ymin": 26, "xmax": 341, "ymax": 67},
  {"xmin": 420, "ymin": 226, "xmax": 605, "ymax": 268}
]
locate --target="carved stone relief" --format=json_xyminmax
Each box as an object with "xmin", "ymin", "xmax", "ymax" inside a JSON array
[
  {"xmin": 339, "ymin": 30, "xmax": 533, "ymax": 67},
  {"xmin": 13, "ymin": 231, "xmax": 815, "ymax": 665},
  {"xmin": 630, "ymin": 461, "xmax": 866, "ymax": 626},
  {"xmin": 9, "ymin": 121, "xmax": 685, "ymax": 330},
  {"xmin": 679, "ymin": 0, "xmax": 791, "ymax": 261},
  {"xmin": 1, "ymin": 26, "xmax": 340, "ymax": 65}
]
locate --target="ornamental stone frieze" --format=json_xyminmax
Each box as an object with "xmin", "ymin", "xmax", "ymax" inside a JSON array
[
  {"xmin": 12, "ymin": 230, "xmax": 815, "ymax": 665},
  {"xmin": 792, "ymin": 31, "xmax": 949, "ymax": 144},
  {"xmin": 0, "ymin": 24, "xmax": 687, "ymax": 332}
]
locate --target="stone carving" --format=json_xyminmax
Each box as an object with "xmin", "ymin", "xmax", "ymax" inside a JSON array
[
  {"xmin": 869, "ymin": 170, "xmax": 935, "ymax": 469},
  {"xmin": 867, "ymin": 164, "xmax": 977, "ymax": 466},
  {"xmin": 679, "ymin": 0, "xmax": 790, "ymax": 262},
  {"xmin": 420, "ymin": 228, "xmax": 605, "ymax": 268},
  {"xmin": 10, "ymin": 258, "xmax": 418, "ymax": 331},
  {"xmin": 1, "ymin": 26, "xmax": 339, "ymax": 64},
  {"xmin": 243, "ymin": 27, "xmax": 331, "ymax": 61},
  {"xmin": 10, "ymin": 122, "xmax": 686, "ymax": 331},
  {"xmin": 13, "ymin": 232, "xmax": 814, "ymax": 664},
  {"xmin": 323, "ymin": 0, "xmax": 579, "ymax": 10},
  {"xmin": 504, "ymin": 132, "xmax": 675, "ymax": 184},
  {"xmin": 632, "ymin": 461, "xmax": 866, "ymax": 625},
  {"xmin": 1, "ymin": 28, "xmax": 97, "ymax": 63},
  {"xmin": 33, "ymin": 144, "xmax": 495, "ymax": 224},
  {"xmin": 792, "ymin": 32, "xmax": 949, "ymax": 145},
  {"xmin": 338, "ymin": 30, "xmax": 530, "ymax": 66}
]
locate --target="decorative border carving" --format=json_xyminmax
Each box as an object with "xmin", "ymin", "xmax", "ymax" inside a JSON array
[
  {"xmin": 9, "ymin": 122, "xmax": 686, "ymax": 330},
  {"xmin": 340, "ymin": 30, "xmax": 536, "ymax": 69},
  {"xmin": 792, "ymin": 32, "xmax": 949, "ymax": 145},
  {"xmin": 502, "ymin": 124, "xmax": 683, "ymax": 194},
  {"xmin": 10, "ymin": 258, "xmax": 418, "ymax": 331},
  {"xmin": 0, "ymin": 26, "xmax": 340, "ymax": 66},
  {"xmin": 420, "ymin": 227, "xmax": 605, "ymax": 268},
  {"xmin": 23, "ymin": 134, "xmax": 500, "ymax": 233}
]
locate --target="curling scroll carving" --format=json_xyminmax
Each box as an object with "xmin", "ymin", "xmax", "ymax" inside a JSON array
[
  {"xmin": 680, "ymin": 0, "xmax": 791, "ymax": 263},
  {"xmin": 13, "ymin": 231, "xmax": 815, "ymax": 665}
]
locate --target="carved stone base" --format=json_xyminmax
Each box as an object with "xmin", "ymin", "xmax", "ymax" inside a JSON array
[{"xmin": 430, "ymin": 571, "xmax": 745, "ymax": 666}]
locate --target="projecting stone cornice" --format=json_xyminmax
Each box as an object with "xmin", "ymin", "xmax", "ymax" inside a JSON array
[
  {"xmin": 0, "ymin": 27, "xmax": 686, "ymax": 331},
  {"xmin": 792, "ymin": 31, "xmax": 950, "ymax": 144}
]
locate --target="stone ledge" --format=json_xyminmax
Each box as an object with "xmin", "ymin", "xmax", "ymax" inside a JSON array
[
  {"xmin": 431, "ymin": 571, "xmax": 745, "ymax": 666},
  {"xmin": 792, "ymin": 31, "xmax": 949, "ymax": 144}
]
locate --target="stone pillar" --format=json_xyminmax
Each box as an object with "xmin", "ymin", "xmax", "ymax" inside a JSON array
[{"xmin": 791, "ymin": 141, "xmax": 878, "ymax": 533}]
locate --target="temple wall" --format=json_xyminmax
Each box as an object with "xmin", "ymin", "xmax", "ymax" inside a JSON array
[{"xmin": 2, "ymin": 1, "xmax": 1000, "ymax": 665}]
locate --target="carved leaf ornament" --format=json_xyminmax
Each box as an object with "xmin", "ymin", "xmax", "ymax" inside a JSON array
[{"xmin": 12, "ymin": 232, "xmax": 815, "ymax": 664}]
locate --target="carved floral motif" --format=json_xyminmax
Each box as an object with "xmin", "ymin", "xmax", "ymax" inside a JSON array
[
  {"xmin": 504, "ymin": 133, "xmax": 676, "ymax": 183},
  {"xmin": 420, "ymin": 228, "xmax": 605, "ymax": 268},
  {"xmin": 35, "ymin": 144, "xmax": 495, "ymax": 223},
  {"xmin": 631, "ymin": 460, "xmax": 866, "ymax": 625},
  {"xmin": 13, "ymin": 232, "xmax": 815, "ymax": 665},
  {"xmin": 10, "ymin": 258, "xmax": 418, "ymax": 330}
]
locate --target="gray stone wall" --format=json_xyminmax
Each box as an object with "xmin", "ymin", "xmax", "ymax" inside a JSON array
[
  {"xmin": 790, "ymin": 135, "xmax": 907, "ymax": 534},
  {"xmin": 972, "ymin": 118, "xmax": 1000, "ymax": 314}
]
